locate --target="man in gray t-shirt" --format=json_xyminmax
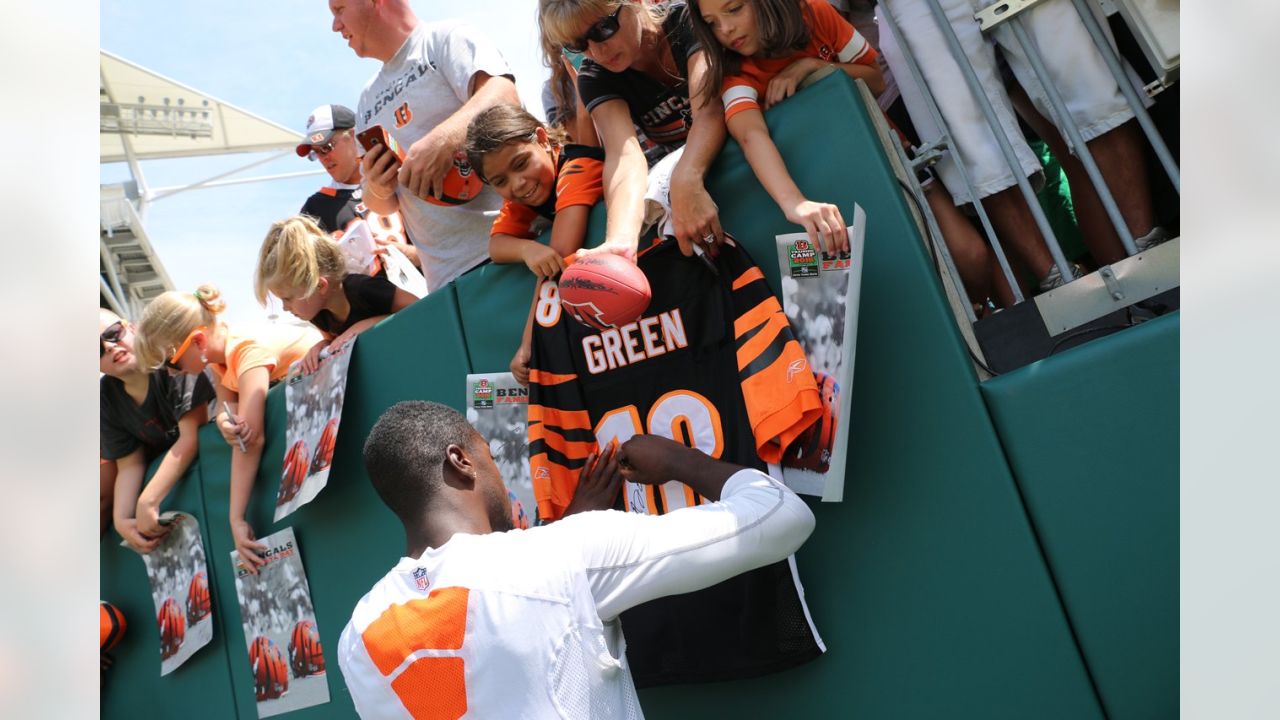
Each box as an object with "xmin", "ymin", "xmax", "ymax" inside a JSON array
[{"xmin": 329, "ymin": 0, "xmax": 519, "ymax": 291}]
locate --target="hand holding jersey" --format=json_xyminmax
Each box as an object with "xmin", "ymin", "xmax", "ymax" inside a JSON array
[{"xmin": 563, "ymin": 441, "xmax": 625, "ymax": 516}]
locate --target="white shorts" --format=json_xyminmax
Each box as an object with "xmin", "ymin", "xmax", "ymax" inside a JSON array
[
  {"xmin": 879, "ymin": 0, "xmax": 1135, "ymax": 204},
  {"xmin": 641, "ymin": 146, "xmax": 684, "ymax": 238}
]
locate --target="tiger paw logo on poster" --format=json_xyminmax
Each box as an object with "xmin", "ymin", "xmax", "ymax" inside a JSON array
[
  {"xmin": 472, "ymin": 379, "xmax": 494, "ymax": 409},
  {"xmin": 788, "ymin": 239, "xmax": 820, "ymax": 279}
]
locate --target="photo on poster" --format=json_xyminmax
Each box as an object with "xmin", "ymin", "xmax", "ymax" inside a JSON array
[
  {"xmin": 466, "ymin": 372, "xmax": 534, "ymax": 528},
  {"xmin": 231, "ymin": 527, "xmax": 330, "ymax": 718},
  {"xmin": 275, "ymin": 342, "xmax": 354, "ymax": 521},
  {"xmin": 774, "ymin": 204, "xmax": 867, "ymax": 501},
  {"xmin": 336, "ymin": 219, "xmax": 378, "ymax": 275},
  {"xmin": 122, "ymin": 511, "xmax": 213, "ymax": 676},
  {"xmin": 381, "ymin": 244, "xmax": 427, "ymax": 298}
]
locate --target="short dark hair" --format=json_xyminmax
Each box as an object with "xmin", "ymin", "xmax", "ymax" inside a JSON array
[{"xmin": 362, "ymin": 401, "xmax": 479, "ymax": 524}]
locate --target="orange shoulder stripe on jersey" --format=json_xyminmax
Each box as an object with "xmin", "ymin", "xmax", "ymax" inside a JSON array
[
  {"xmin": 528, "ymin": 423, "xmax": 596, "ymax": 459},
  {"xmin": 733, "ymin": 295, "xmax": 784, "ymax": 338},
  {"xmin": 319, "ymin": 186, "xmax": 338, "ymax": 197},
  {"xmin": 528, "ymin": 404, "xmax": 592, "ymax": 430},
  {"xmin": 731, "ymin": 266, "xmax": 765, "ymax": 291},
  {"xmin": 391, "ymin": 656, "xmax": 467, "ymax": 720},
  {"xmin": 361, "ymin": 586, "xmax": 469, "ymax": 675},
  {"xmin": 528, "ymin": 369, "xmax": 578, "ymax": 386}
]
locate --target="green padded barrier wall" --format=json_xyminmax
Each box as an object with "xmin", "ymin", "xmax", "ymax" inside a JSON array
[
  {"xmin": 980, "ymin": 313, "xmax": 1179, "ymax": 720},
  {"xmin": 100, "ymin": 461, "xmax": 239, "ymax": 719},
  {"xmin": 195, "ymin": 288, "xmax": 473, "ymax": 719},
  {"xmin": 454, "ymin": 73, "xmax": 1102, "ymax": 718}
]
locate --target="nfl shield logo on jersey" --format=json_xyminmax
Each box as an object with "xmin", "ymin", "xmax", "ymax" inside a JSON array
[{"xmin": 412, "ymin": 567, "xmax": 430, "ymax": 592}]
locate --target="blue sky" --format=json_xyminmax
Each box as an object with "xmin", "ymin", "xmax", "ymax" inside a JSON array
[{"xmin": 101, "ymin": 0, "xmax": 549, "ymax": 326}]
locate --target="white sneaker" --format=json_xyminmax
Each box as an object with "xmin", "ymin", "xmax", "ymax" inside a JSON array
[
  {"xmin": 1133, "ymin": 226, "xmax": 1171, "ymax": 253},
  {"xmin": 1038, "ymin": 263, "xmax": 1085, "ymax": 292}
]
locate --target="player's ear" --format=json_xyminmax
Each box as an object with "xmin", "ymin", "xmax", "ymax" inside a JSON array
[{"xmin": 444, "ymin": 443, "xmax": 476, "ymax": 487}]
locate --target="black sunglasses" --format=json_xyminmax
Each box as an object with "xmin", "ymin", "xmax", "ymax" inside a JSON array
[
  {"xmin": 564, "ymin": 6, "xmax": 623, "ymax": 53},
  {"xmin": 100, "ymin": 320, "xmax": 126, "ymax": 358}
]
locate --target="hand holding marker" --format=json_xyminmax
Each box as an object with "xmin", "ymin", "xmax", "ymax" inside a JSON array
[{"xmin": 223, "ymin": 401, "xmax": 247, "ymax": 453}]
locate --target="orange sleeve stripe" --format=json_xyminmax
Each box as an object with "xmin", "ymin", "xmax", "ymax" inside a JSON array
[
  {"xmin": 490, "ymin": 201, "xmax": 537, "ymax": 239},
  {"xmin": 744, "ymin": 360, "xmax": 822, "ymax": 463},
  {"xmin": 528, "ymin": 423, "xmax": 597, "ymax": 459},
  {"xmin": 361, "ymin": 587, "xmax": 469, "ymax": 676},
  {"xmin": 390, "ymin": 656, "xmax": 467, "ymax": 720},
  {"xmin": 736, "ymin": 313, "xmax": 790, "ymax": 372},
  {"xmin": 733, "ymin": 296, "xmax": 782, "ymax": 338},
  {"xmin": 555, "ymin": 158, "xmax": 604, "ymax": 210},
  {"xmin": 528, "ymin": 369, "xmax": 578, "ymax": 386},
  {"xmin": 530, "ymin": 454, "xmax": 579, "ymax": 522},
  {"xmin": 528, "ymin": 404, "xmax": 592, "ymax": 430},
  {"xmin": 731, "ymin": 266, "xmax": 765, "ymax": 291}
]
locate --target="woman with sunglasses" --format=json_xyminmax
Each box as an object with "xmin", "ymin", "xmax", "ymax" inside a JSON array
[
  {"xmin": 538, "ymin": 0, "xmax": 727, "ymax": 260},
  {"xmin": 99, "ymin": 308, "xmax": 215, "ymax": 552},
  {"xmin": 134, "ymin": 285, "xmax": 321, "ymax": 575}
]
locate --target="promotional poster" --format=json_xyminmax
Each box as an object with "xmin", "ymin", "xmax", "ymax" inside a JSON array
[
  {"xmin": 774, "ymin": 205, "xmax": 867, "ymax": 501},
  {"xmin": 275, "ymin": 341, "xmax": 354, "ymax": 521},
  {"xmin": 230, "ymin": 528, "xmax": 330, "ymax": 718},
  {"xmin": 466, "ymin": 372, "xmax": 534, "ymax": 528},
  {"xmin": 124, "ymin": 511, "xmax": 213, "ymax": 676}
]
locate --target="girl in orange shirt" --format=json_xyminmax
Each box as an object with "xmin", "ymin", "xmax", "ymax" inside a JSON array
[
  {"xmin": 135, "ymin": 284, "xmax": 321, "ymax": 574},
  {"xmin": 689, "ymin": 0, "xmax": 884, "ymax": 255}
]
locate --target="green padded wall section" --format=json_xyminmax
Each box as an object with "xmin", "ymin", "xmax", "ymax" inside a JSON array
[
  {"xmin": 100, "ymin": 461, "xmax": 239, "ymax": 719},
  {"xmin": 980, "ymin": 313, "xmax": 1179, "ymax": 720},
  {"xmin": 195, "ymin": 288, "xmax": 472, "ymax": 719},
  {"xmin": 628, "ymin": 70, "xmax": 1101, "ymax": 720}
]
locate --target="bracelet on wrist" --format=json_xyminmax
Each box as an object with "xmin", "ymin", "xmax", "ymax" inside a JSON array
[{"xmin": 367, "ymin": 183, "xmax": 394, "ymax": 200}]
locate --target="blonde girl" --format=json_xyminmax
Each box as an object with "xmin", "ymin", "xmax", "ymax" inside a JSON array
[
  {"xmin": 135, "ymin": 285, "xmax": 321, "ymax": 573},
  {"xmin": 538, "ymin": 0, "xmax": 727, "ymax": 258},
  {"xmin": 464, "ymin": 103, "xmax": 606, "ymax": 383},
  {"xmin": 255, "ymin": 215, "xmax": 417, "ymax": 373}
]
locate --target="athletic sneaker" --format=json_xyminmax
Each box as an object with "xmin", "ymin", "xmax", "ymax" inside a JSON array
[
  {"xmin": 1038, "ymin": 263, "xmax": 1085, "ymax": 292},
  {"xmin": 1133, "ymin": 226, "xmax": 1171, "ymax": 253}
]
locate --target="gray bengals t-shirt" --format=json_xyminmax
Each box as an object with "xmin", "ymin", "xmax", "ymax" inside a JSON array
[{"xmin": 357, "ymin": 21, "xmax": 512, "ymax": 292}]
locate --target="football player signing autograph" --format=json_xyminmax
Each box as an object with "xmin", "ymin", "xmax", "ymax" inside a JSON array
[{"xmin": 338, "ymin": 400, "xmax": 816, "ymax": 719}]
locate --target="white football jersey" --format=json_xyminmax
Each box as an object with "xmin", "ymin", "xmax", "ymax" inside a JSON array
[{"xmin": 338, "ymin": 469, "xmax": 815, "ymax": 719}]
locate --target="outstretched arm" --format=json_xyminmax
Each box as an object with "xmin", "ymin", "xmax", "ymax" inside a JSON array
[
  {"xmin": 546, "ymin": 435, "xmax": 816, "ymax": 619},
  {"xmin": 727, "ymin": 108, "xmax": 849, "ymax": 255},
  {"xmin": 135, "ymin": 403, "xmax": 208, "ymax": 537}
]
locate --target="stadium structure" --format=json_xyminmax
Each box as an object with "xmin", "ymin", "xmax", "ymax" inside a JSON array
[{"xmin": 99, "ymin": 50, "xmax": 318, "ymax": 320}]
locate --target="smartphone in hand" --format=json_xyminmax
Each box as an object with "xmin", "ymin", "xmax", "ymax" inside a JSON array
[{"xmin": 356, "ymin": 125, "xmax": 405, "ymax": 163}]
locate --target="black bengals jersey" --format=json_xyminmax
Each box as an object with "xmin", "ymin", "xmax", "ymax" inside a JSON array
[{"xmin": 527, "ymin": 237, "xmax": 825, "ymax": 687}]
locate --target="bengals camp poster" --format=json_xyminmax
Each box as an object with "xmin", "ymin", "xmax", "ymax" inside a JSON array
[
  {"xmin": 773, "ymin": 204, "xmax": 867, "ymax": 501},
  {"xmin": 230, "ymin": 528, "xmax": 330, "ymax": 717}
]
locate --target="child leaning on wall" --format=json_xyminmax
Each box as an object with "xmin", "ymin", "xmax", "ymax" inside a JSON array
[
  {"xmin": 464, "ymin": 103, "xmax": 606, "ymax": 384},
  {"xmin": 134, "ymin": 285, "xmax": 321, "ymax": 574}
]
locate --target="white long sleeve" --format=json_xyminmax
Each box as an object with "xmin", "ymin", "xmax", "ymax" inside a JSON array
[{"xmin": 545, "ymin": 468, "xmax": 817, "ymax": 620}]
